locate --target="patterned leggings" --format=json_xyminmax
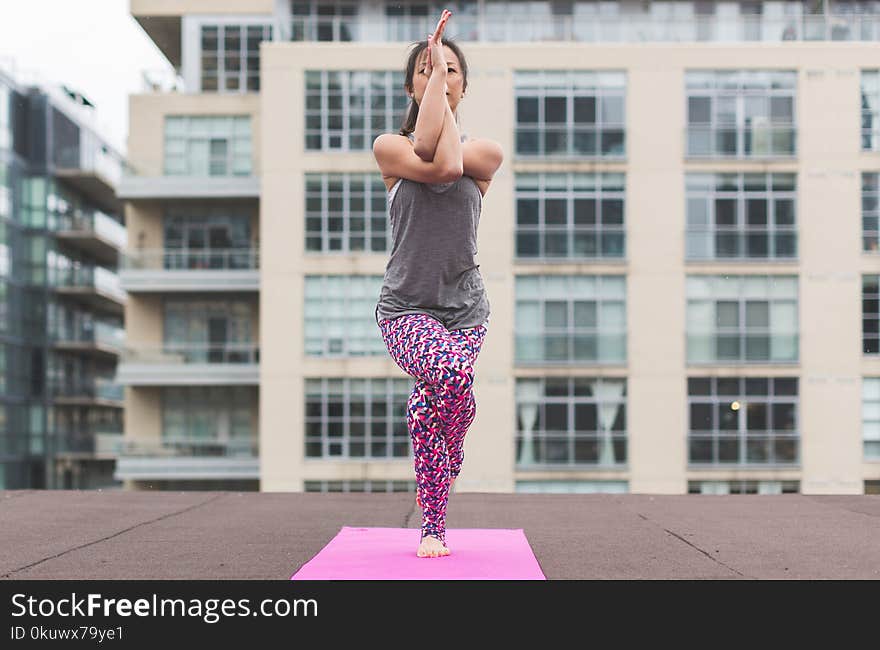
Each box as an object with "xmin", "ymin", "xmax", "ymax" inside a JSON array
[{"xmin": 378, "ymin": 313, "xmax": 489, "ymax": 547}]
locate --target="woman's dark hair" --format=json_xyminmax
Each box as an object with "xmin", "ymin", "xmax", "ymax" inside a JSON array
[{"xmin": 398, "ymin": 37, "xmax": 468, "ymax": 138}]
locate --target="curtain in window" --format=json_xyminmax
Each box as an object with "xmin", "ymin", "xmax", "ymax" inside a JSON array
[
  {"xmin": 592, "ymin": 378, "xmax": 624, "ymax": 464},
  {"xmin": 516, "ymin": 379, "xmax": 541, "ymax": 464}
]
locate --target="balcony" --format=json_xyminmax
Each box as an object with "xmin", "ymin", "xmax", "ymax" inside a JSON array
[
  {"xmin": 51, "ymin": 321, "xmax": 126, "ymax": 359},
  {"xmin": 130, "ymin": 3, "xmax": 183, "ymax": 68},
  {"xmin": 115, "ymin": 343, "xmax": 260, "ymax": 386},
  {"xmin": 286, "ymin": 14, "xmax": 880, "ymax": 44},
  {"xmin": 119, "ymin": 248, "xmax": 259, "ymax": 292},
  {"xmin": 685, "ymin": 230, "xmax": 799, "ymax": 262},
  {"xmin": 53, "ymin": 136, "xmax": 126, "ymax": 214},
  {"xmin": 50, "ymin": 377, "xmax": 124, "ymax": 407},
  {"xmin": 515, "ymin": 433, "xmax": 628, "ymax": 469},
  {"xmin": 51, "ymin": 210, "xmax": 127, "ymax": 267},
  {"xmin": 50, "ymin": 264, "xmax": 126, "ymax": 314},
  {"xmin": 116, "ymin": 174, "xmax": 260, "ymax": 201},
  {"xmin": 685, "ymin": 124, "xmax": 797, "ymax": 160},
  {"xmin": 131, "ymin": 0, "xmax": 281, "ymax": 68},
  {"xmin": 114, "ymin": 436, "xmax": 259, "ymax": 481},
  {"xmin": 686, "ymin": 333, "xmax": 800, "ymax": 365},
  {"xmin": 51, "ymin": 431, "xmax": 125, "ymax": 458}
]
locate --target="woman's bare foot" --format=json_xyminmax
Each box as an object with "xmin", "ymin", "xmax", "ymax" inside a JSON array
[
  {"xmin": 416, "ymin": 476, "xmax": 455, "ymax": 508},
  {"xmin": 417, "ymin": 535, "xmax": 450, "ymax": 557}
]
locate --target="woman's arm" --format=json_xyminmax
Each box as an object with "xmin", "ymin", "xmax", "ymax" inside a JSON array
[
  {"xmin": 412, "ymin": 10, "xmax": 452, "ymax": 160},
  {"xmin": 462, "ymin": 138, "xmax": 504, "ymax": 181},
  {"xmin": 412, "ymin": 68, "xmax": 447, "ymax": 161},
  {"xmin": 423, "ymin": 100, "xmax": 463, "ymax": 176}
]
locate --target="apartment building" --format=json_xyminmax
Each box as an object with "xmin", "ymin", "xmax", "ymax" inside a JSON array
[
  {"xmin": 0, "ymin": 63, "xmax": 127, "ymax": 489},
  {"xmin": 119, "ymin": 0, "xmax": 880, "ymax": 495}
]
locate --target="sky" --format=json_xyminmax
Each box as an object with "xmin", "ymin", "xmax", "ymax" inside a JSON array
[{"xmin": 0, "ymin": 0, "xmax": 172, "ymax": 153}]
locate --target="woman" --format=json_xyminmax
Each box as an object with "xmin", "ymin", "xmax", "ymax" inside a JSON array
[{"xmin": 372, "ymin": 10, "xmax": 503, "ymax": 558}]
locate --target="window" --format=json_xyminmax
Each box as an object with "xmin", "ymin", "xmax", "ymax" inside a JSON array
[
  {"xmin": 865, "ymin": 274, "xmax": 879, "ymax": 354},
  {"xmin": 304, "ymin": 70, "xmax": 407, "ymax": 151},
  {"xmin": 515, "ymin": 377, "xmax": 627, "ymax": 467},
  {"xmin": 0, "ymin": 83, "xmax": 9, "ymax": 150},
  {"xmin": 687, "ymin": 480, "xmax": 800, "ymax": 494},
  {"xmin": 515, "ymin": 480, "xmax": 628, "ymax": 493},
  {"xmin": 164, "ymin": 116, "xmax": 252, "ymax": 176},
  {"xmin": 515, "ymin": 70, "xmax": 626, "ymax": 158},
  {"xmin": 686, "ymin": 70, "xmax": 797, "ymax": 157},
  {"xmin": 304, "ymin": 173, "xmax": 388, "ymax": 253},
  {"xmin": 862, "ymin": 69, "xmax": 879, "ymax": 151},
  {"xmin": 46, "ymin": 248, "xmax": 90, "ymax": 291},
  {"xmin": 304, "ymin": 480, "xmax": 416, "ymax": 492},
  {"xmin": 0, "ymin": 157, "xmax": 9, "ymax": 222},
  {"xmin": 304, "ymin": 275, "xmax": 385, "ymax": 356},
  {"xmin": 20, "ymin": 176, "xmax": 47, "ymax": 228},
  {"xmin": 687, "ymin": 274, "xmax": 798, "ymax": 363},
  {"xmin": 161, "ymin": 386, "xmax": 256, "ymax": 454},
  {"xmin": 386, "ymin": 1, "xmax": 478, "ymax": 42},
  {"xmin": 864, "ymin": 377, "xmax": 880, "ymax": 459},
  {"xmin": 385, "ymin": 1, "xmax": 431, "ymax": 42},
  {"xmin": 864, "ymin": 172, "xmax": 879, "ymax": 253},
  {"xmin": 688, "ymin": 375, "xmax": 799, "ymax": 466},
  {"xmin": 200, "ymin": 23, "xmax": 272, "ymax": 92},
  {"xmin": 45, "ymin": 353, "xmax": 116, "ymax": 401},
  {"xmin": 304, "ymin": 378, "xmax": 411, "ymax": 459},
  {"xmin": 291, "ymin": 0, "xmax": 359, "ymax": 41},
  {"xmin": 164, "ymin": 206, "xmax": 253, "ymax": 270},
  {"xmin": 163, "ymin": 299, "xmax": 256, "ymax": 363},
  {"xmin": 487, "ymin": 0, "xmax": 584, "ymax": 41},
  {"xmin": 0, "ymin": 282, "xmax": 7, "ymax": 334},
  {"xmin": 686, "ymin": 172, "xmax": 797, "ymax": 259},
  {"xmin": 515, "ymin": 172, "xmax": 625, "ymax": 260},
  {"xmin": 515, "ymin": 275, "xmax": 626, "ymax": 363}
]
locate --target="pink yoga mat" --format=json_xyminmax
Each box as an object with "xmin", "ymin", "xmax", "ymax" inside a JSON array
[{"xmin": 290, "ymin": 526, "xmax": 546, "ymax": 580}]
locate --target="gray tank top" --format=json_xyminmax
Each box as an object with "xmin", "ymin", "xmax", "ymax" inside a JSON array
[{"xmin": 375, "ymin": 132, "xmax": 490, "ymax": 331}]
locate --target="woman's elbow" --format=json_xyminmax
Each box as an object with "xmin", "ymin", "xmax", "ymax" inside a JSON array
[
  {"xmin": 440, "ymin": 164, "xmax": 463, "ymax": 183},
  {"xmin": 413, "ymin": 144, "xmax": 434, "ymax": 161}
]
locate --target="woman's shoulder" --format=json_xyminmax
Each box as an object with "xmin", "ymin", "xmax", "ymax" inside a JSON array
[
  {"xmin": 375, "ymin": 132, "xmax": 414, "ymax": 143},
  {"xmin": 461, "ymin": 134, "xmax": 501, "ymax": 147}
]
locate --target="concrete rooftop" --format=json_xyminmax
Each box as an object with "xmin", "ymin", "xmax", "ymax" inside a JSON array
[{"xmin": 1, "ymin": 490, "xmax": 879, "ymax": 580}]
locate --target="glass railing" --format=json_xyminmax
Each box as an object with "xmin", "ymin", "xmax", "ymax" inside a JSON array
[
  {"xmin": 53, "ymin": 127, "xmax": 127, "ymax": 187},
  {"xmin": 688, "ymin": 433, "xmax": 800, "ymax": 465},
  {"xmin": 94, "ymin": 266, "xmax": 123, "ymax": 295},
  {"xmin": 94, "ymin": 321, "xmax": 126, "ymax": 348},
  {"xmin": 514, "ymin": 333, "xmax": 628, "ymax": 364},
  {"xmin": 50, "ymin": 377, "xmax": 124, "ymax": 401},
  {"xmin": 287, "ymin": 14, "xmax": 880, "ymax": 43},
  {"xmin": 51, "ymin": 321, "xmax": 125, "ymax": 348},
  {"xmin": 685, "ymin": 229, "xmax": 799, "ymax": 261},
  {"xmin": 121, "ymin": 248, "xmax": 260, "ymax": 271},
  {"xmin": 515, "ymin": 434, "xmax": 628, "ymax": 467},
  {"xmin": 686, "ymin": 334, "xmax": 800, "ymax": 363},
  {"xmin": 52, "ymin": 430, "xmax": 124, "ymax": 454},
  {"xmin": 49, "ymin": 264, "xmax": 124, "ymax": 297},
  {"xmin": 122, "ymin": 343, "xmax": 260, "ymax": 364},
  {"xmin": 686, "ymin": 125, "xmax": 797, "ymax": 158},
  {"xmin": 119, "ymin": 436, "xmax": 258, "ymax": 458},
  {"xmin": 50, "ymin": 210, "xmax": 127, "ymax": 249}
]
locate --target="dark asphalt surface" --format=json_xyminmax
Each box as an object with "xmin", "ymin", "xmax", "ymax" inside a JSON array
[{"xmin": 2, "ymin": 490, "xmax": 879, "ymax": 579}]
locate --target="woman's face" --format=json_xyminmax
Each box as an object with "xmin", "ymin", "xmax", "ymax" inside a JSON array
[{"xmin": 408, "ymin": 45, "xmax": 465, "ymax": 114}]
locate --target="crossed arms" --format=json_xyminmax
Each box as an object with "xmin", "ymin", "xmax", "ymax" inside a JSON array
[
  {"xmin": 416, "ymin": 126, "xmax": 504, "ymax": 182},
  {"xmin": 411, "ymin": 76, "xmax": 503, "ymax": 183}
]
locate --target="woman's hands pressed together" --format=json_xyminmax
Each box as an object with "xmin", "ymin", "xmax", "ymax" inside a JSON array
[
  {"xmin": 411, "ymin": 8, "xmax": 462, "ymax": 175},
  {"xmin": 423, "ymin": 9, "xmax": 451, "ymax": 79}
]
